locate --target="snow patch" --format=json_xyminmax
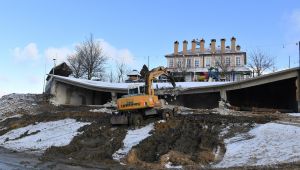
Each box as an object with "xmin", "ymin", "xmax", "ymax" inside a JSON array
[
  {"xmin": 0, "ymin": 118, "xmax": 90, "ymax": 152},
  {"xmin": 112, "ymin": 123, "xmax": 154, "ymax": 161},
  {"xmin": 0, "ymin": 114, "xmax": 22, "ymax": 123},
  {"xmin": 89, "ymin": 108, "xmax": 112, "ymax": 114},
  {"xmin": 288, "ymin": 113, "xmax": 300, "ymax": 117},
  {"xmin": 215, "ymin": 123, "xmax": 300, "ymax": 167},
  {"xmin": 165, "ymin": 162, "xmax": 183, "ymax": 169}
]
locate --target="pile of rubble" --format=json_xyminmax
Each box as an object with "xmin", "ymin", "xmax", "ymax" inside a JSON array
[{"xmin": 0, "ymin": 94, "xmax": 45, "ymax": 120}]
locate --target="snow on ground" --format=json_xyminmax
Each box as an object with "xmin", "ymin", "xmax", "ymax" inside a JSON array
[
  {"xmin": 0, "ymin": 114, "xmax": 22, "ymax": 123},
  {"xmin": 215, "ymin": 123, "xmax": 300, "ymax": 168},
  {"xmin": 0, "ymin": 118, "xmax": 90, "ymax": 152},
  {"xmin": 288, "ymin": 113, "xmax": 300, "ymax": 117},
  {"xmin": 89, "ymin": 108, "xmax": 112, "ymax": 114},
  {"xmin": 112, "ymin": 123, "xmax": 154, "ymax": 161}
]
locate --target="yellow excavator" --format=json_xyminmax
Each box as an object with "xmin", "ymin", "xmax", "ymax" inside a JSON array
[{"xmin": 110, "ymin": 66, "xmax": 176, "ymax": 125}]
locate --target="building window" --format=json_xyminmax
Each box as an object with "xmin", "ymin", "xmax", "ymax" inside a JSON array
[
  {"xmin": 236, "ymin": 57, "xmax": 241, "ymax": 66},
  {"xmin": 195, "ymin": 59, "xmax": 200, "ymax": 67},
  {"xmin": 186, "ymin": 59, "xmax": 191, "ymax": 68},
  {"xmin": 225, "ymin": 57, "xmax": 230, "ymax": 66},
  {"xmin": 205, "ymin": 57, "xmax": 211, "ymax": 67},
  {"xmin": 169, "ymin": 59, "xmax": 174, "ymax": 68},
  {"xmin": 177, "ymin": 59, "xmax": 182, "ymax": 68},
  {"xmin": 215, "ymin": 57, "xmax": 221, "ymax": 67}
]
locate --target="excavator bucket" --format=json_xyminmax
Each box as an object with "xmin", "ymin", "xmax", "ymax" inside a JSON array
[{"xmin": 110, "ymin": 115, "xmax": 128, "ymax": 125}]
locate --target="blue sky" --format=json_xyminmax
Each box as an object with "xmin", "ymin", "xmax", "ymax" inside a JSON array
[{"xmin": 0, "ymin": 0, "xmax": 299, "ymax": 96}]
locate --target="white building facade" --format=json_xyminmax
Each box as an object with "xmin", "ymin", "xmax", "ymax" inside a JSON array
[{"xmin": 165, "ymin": 37, "xmax": 251, "ymax": 82}]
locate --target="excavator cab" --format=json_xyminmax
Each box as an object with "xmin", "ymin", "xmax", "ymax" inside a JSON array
[{"xmin": 128, "ymin": 84, "xmax": 145, "ymax": 95}]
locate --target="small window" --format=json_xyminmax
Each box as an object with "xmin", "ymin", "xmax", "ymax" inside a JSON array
[
  {"xmin": 186, "ymin": 59, "xmax": 191, "ymax": 68},
  {"xmin": 139, "ymin": 86, "xmax": 145, "ymax": 94},
  {"xmin": 205, "ymin": 57, "xmax": 211, "ymax": 67},
  {"xmin": 129, "ymin": 87, "xmax": 139, "ymax": 95},
  {"xmin": 236, "ymin": 57, "xmax": 241, "ymax": 66},
  {"xmin": 177, "ymin": 59, "xmax": 182, "ymax": 68},
  {"xmin": 225, "ymin": 57, "xmax": 230, "ymax": 66},
  {"xmin": 195, "ymin": 59, "xmax": 200, "ymax": 67},
  {"xmin": 215, "ymin": 57, "xmax": 221, "ymax": 66},
  {"xmin": 169, "ymin": 59, "xmax": 174, "ymax": 68}
]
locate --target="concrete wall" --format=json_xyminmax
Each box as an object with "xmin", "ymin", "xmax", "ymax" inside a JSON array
[{"xmin": 50, "ymin": 81, "xmax": 112, "ymax": 105}]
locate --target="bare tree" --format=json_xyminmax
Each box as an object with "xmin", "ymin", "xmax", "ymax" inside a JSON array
[
  {"xmin": 76, "ymin": 34, "xmax": 107, "ymax": 80},
  {"xmin": 215, "ymin": 55, "xmax": 230, "ymax": 76},
  {"xmin": 109, "ymin": 70, "xmax": 115, "ymax": 83},
  {"xmin": 67, "ymin": 54, "xmax": 85, "ymax": 78},
  {"xmin": 248, "ymin": 49, "xmax": 274, "ymax": 76},
  {"xmin": 116, "ymin": 61, "xmax": 128, "ymax": 83}
]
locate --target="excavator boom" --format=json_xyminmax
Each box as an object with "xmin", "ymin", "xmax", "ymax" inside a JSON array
[{"xmin": 145, "ymin": 66, "xmax": 176, "ymax": 95}]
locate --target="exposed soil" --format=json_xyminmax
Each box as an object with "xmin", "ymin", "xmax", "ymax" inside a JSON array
[
  {"xmin": 1, "ymin": 98, "xmax": 296, "ymax": 170},
  {"xmin": 123, "ymin": 113, "xmax": 276, "ymax": 169}
]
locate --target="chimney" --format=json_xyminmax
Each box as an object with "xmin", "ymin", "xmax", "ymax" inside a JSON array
[
  {"xmin": 221, "ymin": 38, "xmax": 226, "ymax": 53},
  {"xmin": 211, "ymin": 39, "xmax": 216, "ymax": 53},
  {"xmin": 236, "ymin": 45, "xmax": 241, "ymax": 51},
  {"xmin": 200, "ymin": 39, "xmax": 205, "ymax": 53},
  {"xmin": 191, "ymin": 39, "xmax": 196, "ymax": 53},
  {"xmin": 183, "ymin": 40, "xmax": 188, "ymax": 55},
  {"xmin": 231, "ymin": 36, "xmax": 236, "ymax": 52},
  {"xmin": 174, "ymin": 41, "xmax": 179, "ymax": 55}
]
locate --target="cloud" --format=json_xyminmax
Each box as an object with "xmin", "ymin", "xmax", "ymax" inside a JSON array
[
  {"xmin": 13, "ymin": 43, "xmax": 39, "ymax": 61},
  {"xmin": 45, "ymin": 47, "xmax": 74, "ymax": 64},
  {"xmin": 100, "ymin": 39, "xmax": 135, "ymax": 65}
]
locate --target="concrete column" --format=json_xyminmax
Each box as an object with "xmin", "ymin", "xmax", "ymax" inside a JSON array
[
  {"xmin": 219, "ymin": 89, "xmax": 228, "ymax": 109},
  {"xmin": 220, "ymin": 89, "xmax": 227, "ymax": 101},
  {"xmin": 111, "ymin": 92, "xmax": 117, "ymax": 102}
]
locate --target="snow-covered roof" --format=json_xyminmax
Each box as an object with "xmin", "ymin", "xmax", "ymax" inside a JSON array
[
  {"xmin": 48, "ymin": 67, "xmax": 299, "ymax": 94},
  {"xmin": 127, "ymin": 70, "xmax": 141, "ymax": 76},
  {"xmin": 49, "ymin": 75, "xmax": 229, "ymax": 93}
]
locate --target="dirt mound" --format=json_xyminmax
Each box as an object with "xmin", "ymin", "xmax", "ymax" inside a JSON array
[
  {"xmin": 128, "ymin": 113, "xmax": 276, "ymax": 168},
  {"xmin": 0, "ymin": 93, "xmax": 46, "ymax": 119},
  {"xmin": 42, "ymin": 121, "xmax": 127, "ymax": 166}
]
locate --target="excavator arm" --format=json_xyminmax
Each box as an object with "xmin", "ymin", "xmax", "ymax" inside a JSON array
[{"xmin": 145, "ymin": 66, "xmax": 176, "ymax": 95}]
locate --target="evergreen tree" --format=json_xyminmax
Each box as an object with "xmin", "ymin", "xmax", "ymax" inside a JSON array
[{"xmin": 140, "ymin": 64, "xmax": 149, "ymax": 79}]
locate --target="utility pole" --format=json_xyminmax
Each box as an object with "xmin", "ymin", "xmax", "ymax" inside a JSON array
[
  {"xmin": 289, "ymin": 56, "xmax": 290, "ymax": 69},
  {"xmin": 52, "ymin": 58, "xmax": 56, "ymax": 75},
  {"xmin": 298, "ymin": 41, "xmax": 300, "ymax": 68}
]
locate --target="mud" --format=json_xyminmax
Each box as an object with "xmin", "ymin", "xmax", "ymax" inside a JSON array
[
  {"xmin": 124, "ymin": 114, "xmax": 277, "ymax": 169},
  {"xmin": 42, "ymin": 122, "xmax": 126, "ymax": 165}
]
